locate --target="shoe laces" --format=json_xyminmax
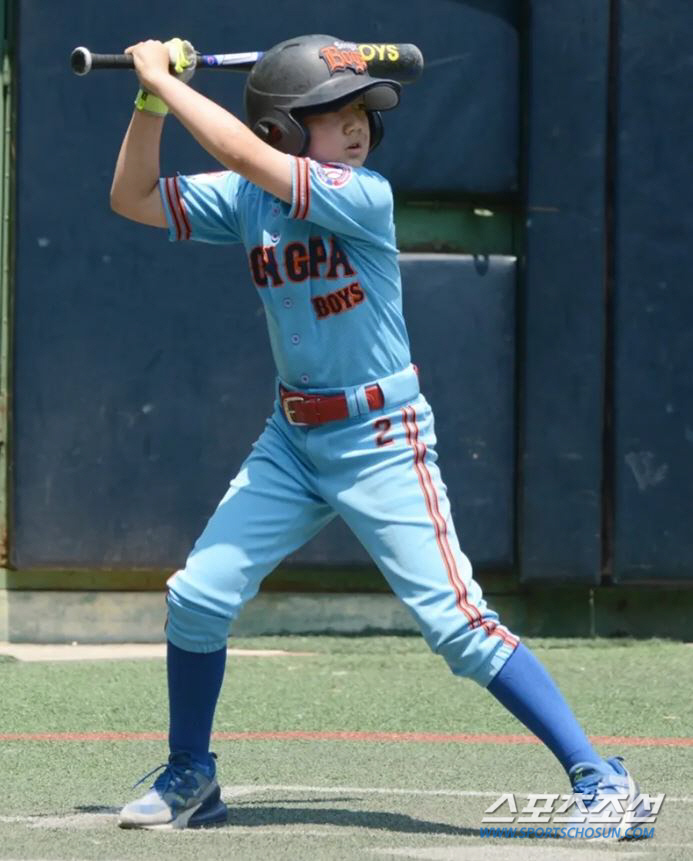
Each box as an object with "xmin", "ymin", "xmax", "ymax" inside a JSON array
[
  {"xmin": 570, "ymin": 756, "xmax": 624, "ymax": 800},
  {"xmin": 132, "ymin": 752, "xmax": 216, "ymax": 792}
]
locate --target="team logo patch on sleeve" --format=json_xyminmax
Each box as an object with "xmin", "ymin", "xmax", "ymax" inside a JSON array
[{"xmin": 315, "ymin": 162, "xmax": 353, "ymax": 189}]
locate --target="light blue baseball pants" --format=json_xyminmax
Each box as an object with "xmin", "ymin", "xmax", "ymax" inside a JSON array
[{"xmin": 166, "ymin": 365, "xmax": 518, "ymax": 686}]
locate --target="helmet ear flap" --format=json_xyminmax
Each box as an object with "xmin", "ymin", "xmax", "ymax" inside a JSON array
[
  {"xmin": 368, "ymin": 111, "xmax": 384, "ymax": 151},
  {"xmin": 252, "ymin": 112, "xmax": 308, "ymax": 156}
]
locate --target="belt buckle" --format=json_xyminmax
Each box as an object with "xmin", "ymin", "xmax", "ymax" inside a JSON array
[{"xmin": 283, "ymin": 395, "xmax": 309, "ymax": 426}]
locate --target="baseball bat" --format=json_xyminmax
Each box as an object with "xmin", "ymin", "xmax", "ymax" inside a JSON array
[{"xmin": 70, "ymin": 43, "xmax": 424, "ymax": 83}]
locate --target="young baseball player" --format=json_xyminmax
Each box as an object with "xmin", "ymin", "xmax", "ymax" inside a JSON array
[{"xmin": 112, "ymin": 35, "xmax": 650, "ymax": 835}]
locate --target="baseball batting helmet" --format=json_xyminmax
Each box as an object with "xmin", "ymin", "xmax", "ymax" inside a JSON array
[{"xmin": 245, "ymin": 34, "xmax": 401, "ymax": 156}]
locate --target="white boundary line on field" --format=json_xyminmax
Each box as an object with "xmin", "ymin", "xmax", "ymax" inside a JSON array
[
  {"xmin": 223, "ymin": 784, "xmax": 501, "ymax": 799},
  {"xmin": 222, "ymin": 784, "xmax": 693, "ymax": 804}
]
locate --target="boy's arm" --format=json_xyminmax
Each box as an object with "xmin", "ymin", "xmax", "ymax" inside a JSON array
[
  {"xmin": 110, "ymin": 110, "xmax": 167, "ymax": 227},
  {"xmin": 126, "ymin": 40, "xmax": 292, "ymax": 205}
]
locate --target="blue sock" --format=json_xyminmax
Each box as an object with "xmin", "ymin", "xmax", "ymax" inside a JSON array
[
  {"xmin": 167, "ymin": 640, "xmax": 227, "ymax": 770},
  {"xmin": 487, "ymin": 643, "xmax": 604, "ymax": 775}
]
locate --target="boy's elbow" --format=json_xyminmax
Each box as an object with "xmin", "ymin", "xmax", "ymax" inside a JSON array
[
  {"xmin": 109, "ymin": 178, "xmax": 159, "ymax": 220},
  {"xmin": 109, "ymin": 188, "xmax": 131, "ymax": 217},
  {"xmin": 109, "ymin": 190, "xmax": 146, "ymax": 223},
  {"xmin": 108, "ymin": 185, "xmax": 167, "ymax": 228}
]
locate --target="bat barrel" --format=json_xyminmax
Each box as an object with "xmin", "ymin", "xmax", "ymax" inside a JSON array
[{"xmin": 357, "ymin": 43, "xmax": 424, "ymax": 84}]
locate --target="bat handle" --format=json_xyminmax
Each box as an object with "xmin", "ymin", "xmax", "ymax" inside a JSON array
[
  {"xmin": 70, "ymin": 46, "xmax": 220, "ymax": 75},
  {"xmin": 71, "ymin": 47, "xmax": 181, "ymax": 75},
  {"xmin": 71, "ymin": 47, "xmax": 139, "ymax": 75}
]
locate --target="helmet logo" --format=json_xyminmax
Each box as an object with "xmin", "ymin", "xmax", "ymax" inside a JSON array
[{"xmin": 319, "ymin": 43, "xmax": 368, "ymax": 76}]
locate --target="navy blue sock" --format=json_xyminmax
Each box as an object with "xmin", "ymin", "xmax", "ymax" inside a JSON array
[
  {"xmin": 487, "ymin": 643, "xmax": 603, "ymax": 775},
  {"xmin": 167, "ymin": 640, "xmax": 227, "ymax": 769}
]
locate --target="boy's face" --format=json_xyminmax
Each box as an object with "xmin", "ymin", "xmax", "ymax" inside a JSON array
[{"xmin": 303, "ymin": 97, "xmax": 371, "ymax": 167}]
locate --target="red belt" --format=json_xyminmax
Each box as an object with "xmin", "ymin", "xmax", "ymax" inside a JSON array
[{"xmin": 280, "ymin": 383, "xmax": 384, "ymax": 426}]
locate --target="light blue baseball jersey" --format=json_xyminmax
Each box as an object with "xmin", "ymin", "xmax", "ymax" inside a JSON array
[
  {"xmin": 161, "ymin": 154, "xmax": 519, "ymax": 685},
  {"xmin": 160, "ymin": 156, "xmax": 412, "ymax": 389}
]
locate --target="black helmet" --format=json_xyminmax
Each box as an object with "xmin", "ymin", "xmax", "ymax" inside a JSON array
[{"xmin": 245, "ymin": 34, "xmax": 401, "ymax": 156}]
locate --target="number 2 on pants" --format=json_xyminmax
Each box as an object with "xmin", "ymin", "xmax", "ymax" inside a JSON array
[{"xmin": 373, "ymin": 417, "xmax": 394, "ymax": 447}]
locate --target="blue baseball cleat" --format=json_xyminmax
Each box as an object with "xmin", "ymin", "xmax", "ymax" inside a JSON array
[
  {"xmin": 567, "ymin": 756, "xmax": 654, "ymax": 840},
  {"xmin": 118, "ymin": 752, "xmax": 228, "ymax": 830}
]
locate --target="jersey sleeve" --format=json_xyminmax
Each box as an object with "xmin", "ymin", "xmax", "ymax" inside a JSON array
[
  {"xmin": 288, "ymin": 157, "xmax": 394, "ymax": 245},
  {"xmin": 159, "ymin": 171, "xmax": 243, "ymax": 244}
]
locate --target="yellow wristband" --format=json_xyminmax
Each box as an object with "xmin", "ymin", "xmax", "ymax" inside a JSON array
[{"xmin": 134, "ymin": 88, "xmax": 169, "ymax": 117}]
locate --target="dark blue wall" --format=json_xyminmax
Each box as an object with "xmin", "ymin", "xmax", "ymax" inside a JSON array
[
  {"xmin": 11, "ymin": 1, "xmax": 519, "ymax": 570},
  {"xmin": 611, "ymin": 0, "xmax": 693, "ymax": 582},
  {"xmin": 518, "ymin": 0, "xmax": 693, "ymax": 584},
  {"xmin": 11, "ymin": 1, "xmax": 693, "ymax": 583},
  {"xmin": 518, "ymin": 0, "xmax": 609, "ymax": 583}
]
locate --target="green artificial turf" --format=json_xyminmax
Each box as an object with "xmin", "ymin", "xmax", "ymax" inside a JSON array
[{"xmin": 0, "ymin": 636, "xmax": 690, "ymax": 860}]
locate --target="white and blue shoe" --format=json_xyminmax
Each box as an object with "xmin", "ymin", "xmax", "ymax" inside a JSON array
[
  {"xmin": 567, "ymin": 756, "xmax": 653, "ymax": 840},
  {"xmin": 118, "ymin": 752, "xmax": 228, "ymax": 830}
]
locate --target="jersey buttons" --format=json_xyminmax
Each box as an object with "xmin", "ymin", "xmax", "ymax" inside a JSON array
[
  {"xmin": 300, "ymin": 374, "xmax": 310, "ymax": 385},
  {"xmin": 291, "ymin": 334, "xmax": 301, "ymax": 345},
  {"xmin": 283, "ymin": 298, "xmax": 293, "ymax": 309}
]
